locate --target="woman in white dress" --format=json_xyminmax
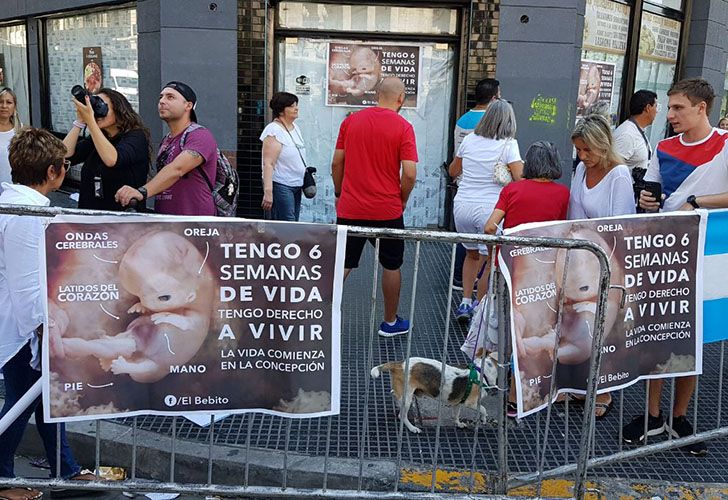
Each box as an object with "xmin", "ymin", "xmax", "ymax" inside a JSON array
[{"xmin": 449, "ymin": 99, "xmax": 523, "ymax": 322}]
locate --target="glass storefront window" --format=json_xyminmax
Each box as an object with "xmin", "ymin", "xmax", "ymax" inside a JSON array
[
  {"xmin": 580, "ymin": 0, "xmax": 631, "ymax": 126},
  {"xmin": 635, "ymin": 11, "xmax": 681, "ymax": 145},
  {"xmin": 645, "ymin": 0, "xmax": 682, "ymax": 11},
  {"xmin": 276, "ymin": 38, "xmax": 456, "ymax": 227},
  {"xmin": 45, "ymin": 7, "xmax": 138, "ymax": 133},
  {"xmin": 0, "ymin": 23, "xmax": 29, "ymax": 125},
  {"xmin": 278, "ymin": 2, "xmax": 458, "ymax": 35}
]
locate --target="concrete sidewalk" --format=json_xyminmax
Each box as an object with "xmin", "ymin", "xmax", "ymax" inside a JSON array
[{"xmin": 8, "ymin": 397, "xmax": 728, "ymax": 499}]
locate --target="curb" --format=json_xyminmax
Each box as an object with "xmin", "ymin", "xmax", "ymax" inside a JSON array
[
  {"xmin": 11, "ymin": 400, "xmax": 728, "ymax": 498},
  {"xmin": 16, "ymin": 415, "xmax": 396, "ymax": 492}
]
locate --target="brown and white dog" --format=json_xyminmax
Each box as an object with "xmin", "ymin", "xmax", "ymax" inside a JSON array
[{"xmin": 370, "ymin": 349, "xmax": 499, "ymax": 433}]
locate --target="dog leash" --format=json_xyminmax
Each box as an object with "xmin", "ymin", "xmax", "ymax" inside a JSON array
[
  {"xmin": 460, "ymin": 364, "xmax": 499, "ymax": 404},
  {"xmin": 464, "ymin": 264, "xmax": 510, "ymax": 399}
]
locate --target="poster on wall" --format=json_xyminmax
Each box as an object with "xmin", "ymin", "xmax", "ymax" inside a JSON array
[
  {"xmin": 499, "ymin": 213, "xmax": 706, "ymax": 418},
  {"xmin": 83, "ymin": 47, "xmax": 103, "ymax": 93},
  {"xmin": 0, "ymin": 54, "xmax": 5, "ymax": 87},
  {"xmin": 576, "ymin": 60, "xmax": 615, "ymax": 118},
  {"xmin": 582, "ymin": 0, "xmax": 630, "ymax": 54},
  {"xmin": 640, "ymin": 12, "xmax": 681, "ymax": 63},
  {"xmin": 42, "ymin": 216, "xmax": 346, "ymax": 422},
  {"xmin": 326, "ymin": 41, "xmax": 420, "ymax": 108}
]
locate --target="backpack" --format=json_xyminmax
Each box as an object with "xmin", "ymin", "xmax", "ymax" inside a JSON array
[{"xmin": 178, "ymin": 123, "xmax": 239, "ymax": 217}]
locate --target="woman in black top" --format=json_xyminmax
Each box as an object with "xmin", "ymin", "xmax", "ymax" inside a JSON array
[{"xmin": 63, "ymin": 88, "xmax": 150, "ymax": 211}]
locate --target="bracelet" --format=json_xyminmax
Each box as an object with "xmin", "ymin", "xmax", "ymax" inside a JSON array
[{"xmin": 73, "ymin": 120, "xmax": 86, "ymax": 130}]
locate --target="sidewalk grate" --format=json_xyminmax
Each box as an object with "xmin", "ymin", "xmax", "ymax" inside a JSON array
[{"xmin": 102, "ymin": 240, "xmax": 727, "ymax": 481}]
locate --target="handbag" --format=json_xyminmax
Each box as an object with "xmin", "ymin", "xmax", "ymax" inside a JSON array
[
  {"xmin": 492, "ymin": 138, "xmax": 513, "ymax": 187},
  {"xmin": 302, "ymin": 167, "xmax": 317, "ymax": 199},
  {"xmin": 280, "ymin": 122, "xmax": 317, "ymax": 199}
]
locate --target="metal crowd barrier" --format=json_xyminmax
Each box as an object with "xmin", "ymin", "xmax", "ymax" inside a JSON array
[{"xmin": 6, "ymin": 202, "xmax": 698, "ymax": 500}]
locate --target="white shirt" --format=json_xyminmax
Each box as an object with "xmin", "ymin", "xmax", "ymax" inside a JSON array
[
  {"xmin": 454, "ymin": 133, "xmax": 521, "ymax": 205},
  {"xmin": 0, "ymin": 129, "xmax": 15, "ymax": 187},
  {"xmin": 613, "ymin": 119, "xmax": 651, "ymax": 171},
  {"xmin": 259, "ymin": 121, "xmax": 307, "ymax": 187},
  {"xmin": 568, "ymin": 162, "xmax": 636, "ymax": 219},
  {"xmin": 0, "ymin": 183, "xmax": 49, "ymax": 370}
]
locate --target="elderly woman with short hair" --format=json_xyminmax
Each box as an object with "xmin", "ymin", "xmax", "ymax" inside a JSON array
[
  {"xmin": 449, "ymin": 99, "xmax": 523, "ymax": 321},
  {"xmin": 260, "ymin": 91, "xmax": 307, "ymax": 221}
]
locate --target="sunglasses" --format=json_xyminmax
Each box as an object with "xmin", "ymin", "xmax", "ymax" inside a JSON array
[{"xmin": 55, "ymin": 159, "xmax": 71, "ymax": 171}]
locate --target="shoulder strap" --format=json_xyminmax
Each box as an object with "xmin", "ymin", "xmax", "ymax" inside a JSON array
[
  {"xmin": 276, "ymin": 120, "xmax": 307, "ymax": 168},
  {"xmin": 495, "ymin": 138, "xmax": 510, "ymax": 165},
  {"xmin": 629, "ymin": 118, "xmax": 652, "ymax": 160},
  {"xmin": 179, "ymin": 123, "xmax": 204, "ymax": 148}
]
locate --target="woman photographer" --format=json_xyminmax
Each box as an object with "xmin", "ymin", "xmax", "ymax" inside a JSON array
[
  {"xmin": 0, "ymin": 88, "xmax": 22, "ymax": 187},
  {"xmin": 63, "ymin": 88, "xmax": 150, "ymax": 211},
  {"xmin": 260, "ymin": 92, "xmax": 307, "ymax": 221}
]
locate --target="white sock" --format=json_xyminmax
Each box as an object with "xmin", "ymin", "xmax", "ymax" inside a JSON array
[
  {"xmin": 461, "ymin": 298, "xmax": 472, "ymax": 306},
  {"xmin": 385, "ymin": 319, "xmax": 396, "ymax": 326}
]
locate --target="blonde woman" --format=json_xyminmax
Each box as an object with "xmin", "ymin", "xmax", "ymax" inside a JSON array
[
  {"xmin": 569, "ymin": 114, "xmax": 635, "ymax": 219},
  {"xmin": 0, "ymin": 88, "xmax": 22, "ymax": 186},
  {"xmin": 567, "ymin": 113, "xmax": 634, "ymax": 420}
]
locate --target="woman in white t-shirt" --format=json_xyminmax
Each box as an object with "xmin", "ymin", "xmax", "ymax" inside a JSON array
[
  {"xmin": 569, "ymin": 114, "xmax": 636, "ymax": 220},
  {"xmin": 260, "ymin": 92, "xmax": 307, "ymax": 221},
  {"xmin": 449, "ymin": 99, "xmax": 523, "ymax": 321},
  {"xmin": 567, "ymin": 113, "xmax": 635, "ymax": 421},
  {"xmin": 0, "ymin": 88, "xmax": 23, "ymax": 187}
]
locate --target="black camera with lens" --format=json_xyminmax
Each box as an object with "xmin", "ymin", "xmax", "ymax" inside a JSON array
[{"xmin": 71, "ymin": 85, "xmax": 108, "ymax": 119}]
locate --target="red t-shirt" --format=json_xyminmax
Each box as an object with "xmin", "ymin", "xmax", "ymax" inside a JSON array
[
  {"xmin": 335, "ymin": 107, "xmax": 418, "ymax": 220},
  {"xmin": 494, "ymin": 179, "xmax": 569, "ymax": 229}
]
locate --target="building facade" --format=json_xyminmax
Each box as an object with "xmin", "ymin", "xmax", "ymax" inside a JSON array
[{"xmin": 1, "ymin": 0, "xmax": 727, "ymax": 227}]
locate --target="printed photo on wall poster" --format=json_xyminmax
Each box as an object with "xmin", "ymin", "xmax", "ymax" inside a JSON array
[
  {"xmin": 576, "ymin": 60, "xmax": 615, "ymax": 118},
  {"xmin": 41, "ymin": 216, "xmax": 346, "ymax": 423},
  {"xmin": 326, "ymin": 41, "xmax": 420, "ymax": 108},
  {"xmin": 498, "ymin": 212, "xmax": 706, "ymax": 418},
  {"xmin": 83, "ymin": 47, "xmax": 103, "ymax": 93},
  {"xmin": 0, "ymin": 54, "xmax": 5, "ymax": 87}
]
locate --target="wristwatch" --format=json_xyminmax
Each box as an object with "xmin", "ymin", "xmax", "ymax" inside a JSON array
[
  {"xmin": 687, "ymin": 195, "xmax": 700, "ymax": 209},
  {"xmin": 137, "ymin": 186, "xmax": 148, "ymax": 201}
]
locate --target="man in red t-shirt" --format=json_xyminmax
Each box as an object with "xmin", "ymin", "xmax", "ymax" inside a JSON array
[{"xmin": 332, "ymin": 77, "xmax": 418, "ymax": 337}]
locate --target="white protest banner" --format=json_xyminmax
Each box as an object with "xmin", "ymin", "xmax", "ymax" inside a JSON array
[{"xmin": 42, "ymin": 216, "xmax": 346, "ymax": 422}]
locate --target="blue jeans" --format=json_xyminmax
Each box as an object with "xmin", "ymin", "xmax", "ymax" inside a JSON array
[
  {"xmin": 0, "ymin": 342, "xmax": 81, "ymax": 479},
  {"xmin": 272, "ymin": 182, "xmax": 302, "ymax": 222}
]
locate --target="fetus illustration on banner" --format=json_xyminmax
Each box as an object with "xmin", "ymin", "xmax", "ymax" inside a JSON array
[
  {"xmin": 59, "ymin": 231, "xmax": 214, "ymax": 383},
  {"xmin": 328, "ymin": 46, "xmax": 381, "ymax": 98},
  {"xmin": 501, "ymin": 214, "xmax": 704, "ymax": 417}
]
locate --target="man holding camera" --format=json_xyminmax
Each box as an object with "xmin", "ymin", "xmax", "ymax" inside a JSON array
[
  {"xmin": 115, "ymin": 81, "xmax": 218, "ymax": 215},
  {"xmin": 613, "ymin": 90, "xmax": 658, "ymax": 200},
  {"xmin": 622, "ymin": 78, "xmax": 728, "ymax": 456}
]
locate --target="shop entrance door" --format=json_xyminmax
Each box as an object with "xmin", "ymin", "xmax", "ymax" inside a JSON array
[{"xmin": 276, "ymin": 37, "xmax": 456, "ymax": 228}]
